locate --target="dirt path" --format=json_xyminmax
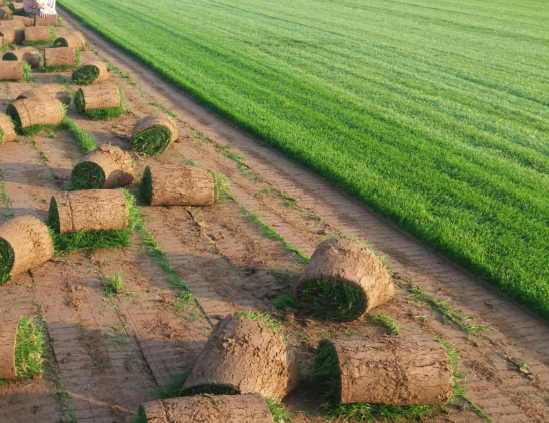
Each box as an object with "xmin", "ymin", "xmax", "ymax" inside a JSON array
[{"xmin": 0, "ymin": 9, "xmax": 548, "ymax": 423}]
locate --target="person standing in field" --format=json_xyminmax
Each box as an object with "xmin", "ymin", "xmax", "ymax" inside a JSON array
[{"xmin": 23, "ymin": 0, "xmax": 57, "ymax": 17}]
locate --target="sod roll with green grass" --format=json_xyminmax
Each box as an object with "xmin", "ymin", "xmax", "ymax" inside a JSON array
[
  {"xmin": 3, "ymin": 46, "xmax": 40, "ymax": 68},
  {"xmin": 295, "ymin": 239, "xmax": 394, "ymax": 320},
  {"xmin": 313, "ymin": 337, "xmax": 453, "ymax": 406},
  {"xmin": 0, "ymin": 7, "xmax": 10, "ymax": 20},
  {"xmin": 49, "ymin": 189, "xmax": 128, "ymax": 233},
  {"xmin": 0, "ymin": 216, "xmax": 54, "ymax": 285},
  {"xmin": 139, "ymin": 165, "xmax": 214, "ymax": 206},
  {"xmin": 6, "ymin": 97, "xmax": 65, "ymax": 135},
  {"xmin": 0, "ymin": 28, "xmax": 14, "ymax": 44},
  {"xmin": 54, "ymin": 31, "xmax": 85, "ymax": 49},
  {"xmin": 44, "ymin": 46, "xmax": 80, "ymax": 71},
  {"xmin": 7, "ymin": 2, "xmax": 24, "ymax": 16},
  {"xmin": 23, "ymin": 25, "xmax": 54, "ymax": 45},
  {"xmin": 137, "ymin": 394, "xmax": 274, "ymax": 423},
  {"xmin": 12, "ymin": 15, "xmax": 33, "ymax": 27},
  {"xmin": 0, "ymin": 60, "xmax": 30, "ymax": 82},
  {"xmin": 131, "ymin": 114, "xmax": 178, "ymax": 156},
  {"xmin": 181, "ymin": 314, "xmax": 299, "ymax": 399},
  {"xmin": 0, "ymin": 112, "xmax": 16, "ymax": 143},
  {"xmin": 74, "ymin": 83, "xmax": 123, "ymax": 120},
  {"xmin": 71, "ymin": 144, "xmax": 134, "ymax": 189},
  {"xmin": 33, "ymin": 14, "xmax": 58, "ymax": 27},
  {"xmin": 72, "ymin": 61, "xmax": 110, "ymax": 86}
]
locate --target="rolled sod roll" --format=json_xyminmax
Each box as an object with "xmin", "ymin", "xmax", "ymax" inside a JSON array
[
  {"xmin": 12, "ymin": 15, "xmax": 33, "ymax": 27},
  {"xmin": 6, "ymin": 97, "xmax": 65, "ymax": 134},
  {"xmin": 74, "ymin": 83, "xmax": 123, "ymax": 120},
  {"xmin": 44, "ymin": 46, "xmax": 79, "ymax": 70},
  {"xmin": 0, "ymin": 61, "xmax": 27, "ymax": 81},
  {"xmin": 140, "ymin": 165, "xmax": 214, "ymax": 206},
  {"xmin": 138, "ymin": 394, "xmax": 274, "ymax": 423},
  {"xmin": 294, "ymin": 238, "xmax": 394, "ymax": 320},
  {"xmin": 16, "ymin": 85, "xmax": 71, "ymax": 105},
  {"xmin": 72, "ymin": 144, "xmax": 134, "ymax": 189},
  {"xmin": 0, "ymin": 7, "xmax": 10, "ymax": 20},
  {"xmin": 7, "ymin": 2, "xmax": 24, "ymax": 15},
  {"xmin": 0, "ymin": 320, "xmax": 17, "ymax": 379},
  {"xmin": 181, "ymin": 314, "xmax": 299, "ymax": 399},
  {"xmin": 131, "ymin": 114, "xmax": 178, "ymax": 156},
  {"xmin": 0, "ymin": 27, "xmax": 14, "ymax": 43},
  {"xmin": 3, "ymin": 46, "xmax": 39, "ymax": 68},
  {"xmin": 0, "ymin": 112, "xmax": 16, "ymax": 143},
  {"xmin": 0, "ymin": 216, "xmax": 54, "ymax": 284},
  {"xmin": 72, "ymin": 61, "xmax": 110, "ymax": 85},
  {"xmin": 24, "ymin": 26, "xmax": 51, "ymax": 44},
  {"xmin": 53, "ymin": 31, "xmax": 85, "ymax": 49},
  {"xmin": 314, "ymin": 336, "xmax": 454, "ymax": 406},
  {"xmin": 33, "ymin": 14, "xmax": 57, "ymax": 27}
]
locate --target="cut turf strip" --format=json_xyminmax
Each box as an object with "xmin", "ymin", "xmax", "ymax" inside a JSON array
[
  {"xmin": 6, "ymin": 97, "xmax": 65, "ymax": 135},
  {"xmin": 0, "ymin": 216, "xmax": 54, "ymax": 284},
  {"xmin": 74, "ymin": 83, "xmax": 124, "ymax": 120},
  {"xmin": 131, "ymin": 114, "xmax": 178, "ymax": 156},
  {"xmin": 71, "ymin": 60, "xmax": 111, "ymax": 85},
  {"xmin": 71, "ymin": 144, "xmax": 134, "ymax": 189},
  {"xmin": 294, "ymin": 239, "xmax": 393, "ymax": 320},
  {"xmin": 180, "ymin": 314, "xmax": 299, "ymax": 399}
]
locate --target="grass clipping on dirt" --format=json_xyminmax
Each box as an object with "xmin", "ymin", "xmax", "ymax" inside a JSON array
[
  {"xmin": 74, "ymin": 86, "xmax": 124, "ymax": 121},
  {"xmin": 47, "ymin": 189, "xmax": 139, "ymax": 255}
]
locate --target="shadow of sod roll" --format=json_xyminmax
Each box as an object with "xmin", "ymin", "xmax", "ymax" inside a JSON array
[
  {"xmin": 131, "ymin": 114, "xmax": 178, "ymax": 156},
  {"xmin": 71, "ymin": 61, "xmax": 111, "ymax": 85},
  {"xmin": 74, "ymin": 82, "xmax": 124, "ymax": 120},
  {"xmin": 0, "ymin": 112, "xmax": 16, "ymax": 143},
  {"xmin": 0, "ymin": 216, "xmax": 54, "ymax": 285},
  {"xmin": 137, "ymin": 394, "xmax": 274, "ymax": 423},
  {"xmin": 293, "ymin": 238, "xmax": 394, "ymax": 320},
  {"xmin": 312, "ymin": 336, "xmax": 454, "ymax": 406},
  {"xmin": 180, "ymin": 314, "xmax": 299, "ymax": 399},
  {"xmin": 3, "ymin": 46, "xmax": 40, "ymax": 68},
  {"xmin": 53, "ymin": 31, "xmax": 86, "ymax": 49},
  {"xmin": 71, "ymin": 144, "xmax": 134, "ymax": 189},
  {"xmin": 44, "ymin": 46, "xmax": 80, "ymax": 71},
  {"xmin": 23, "ymin": 25, "xmax": 55, "ymax": 46},
  {"xmin": 6, "ymin": 97, "xmax": 65, "ymax": 135}
]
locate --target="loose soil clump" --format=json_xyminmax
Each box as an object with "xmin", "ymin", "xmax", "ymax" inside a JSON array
[
  {"xmin": 3, "ymin": 46, "xmax": 40, "ymax": 68},
  {"xmin": 71, "ymin": 144, "xmax": 134, "ymax": 189},
  {"xmin": 72, "ymin": 60, "xmax": 111, "ymax": 85},
  {"xmin": 0, "ymin": 216, "xmax": 54, "ymax": 284},
  {"xmin": 6, "ymin": 97, "xmax": 65, "ymax": 135},
  {"xmin": 74, "ymin": 82, "xmax": 123, "ymax": 120},
  {"xmin": 48, "ymin": 189, "xmax": 129, "ymax": 233},
  {"xmin": 0, "ymin": 319, "xmax": 17, "ymax": 379},
  {"xmin": 139, "ymin": 165, "xmax": 214, "ymax": 206},
  {"xmin": 180, "ymin": 314, "xmax": 299, "ymax": 399},
  {"xmin": 0, "ymin": 112, "xmax": 16, "ymax": 143},
  {"xmin": 44, "ymin": 46, "xmax": 80, "ymax": 71},
  {"xmin": 294, "ymin": 238, "xmax": 394, "ymax": 320},
  {"xmin": 131, "ymin": 114, "xmax": 178, "ymax": 156},
  {"xmin": 53, "ymin": 31, "xmax": 85, "ymax": 49},
  {"xmin": 137, "ymin": 394, "xmax": 274, "ymax": 423}
]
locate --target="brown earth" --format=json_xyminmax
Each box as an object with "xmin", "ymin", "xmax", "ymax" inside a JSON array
[{"xmin": 0, "ymin": 9, "xmax": 547, "ymax": 423}]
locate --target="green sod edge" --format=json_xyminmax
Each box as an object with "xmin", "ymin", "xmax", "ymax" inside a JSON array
[
  {"xmin": 0, "ymin": 60, "xmax": 32, "ymax": 82},
  {"xmin": 53, "ymin": 3, "xmax": 549, "ymax": 321},
  {"xmin": 23, "ymin": 25, "xmax": 57, "ymax": 46},
  {"xmin": 131, "ymin": 125, "xmax": 171, "ymax": 156},
  {"xmin": 74, "ymin": 85, "xmax": 124, "ymax": 121},
  {"xmin": 6, "ymin": 98, "xmax": 65, "ymax": 135},
  {"xmin": 71, "ymin": 62, "xmax": 99, "ymax": 85},
  {"xmin": 43, "ymin": 48, "xmax": 81, "ymax": 72}
]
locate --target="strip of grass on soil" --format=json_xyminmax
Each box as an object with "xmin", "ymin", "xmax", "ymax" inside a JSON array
[{"xmin": 57, "ymin": 0, "xmax": 549, "ymax": 318}]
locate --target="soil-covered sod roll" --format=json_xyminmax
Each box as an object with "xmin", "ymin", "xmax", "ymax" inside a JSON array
[
  {"xmin": 0, "ymin": 60, "xmax": 31, "ymax": 82},
  {"xmin": 0, "ymin": 216, "xmax": 54, "ymax": 284},
  {"xmin": 6, "ymin": 97, "xmax": 65, "ymax": 135},
  {"xmin": 44, "ymin": 46, "xmax": 80, "ymax": 71},
  {"xmin": 3, "ymin": 46, "xmax": 40, "ymax": 68},
  {"xmin": 313, "ymin": 336, "xmax": 453, "ymax": 408},
  {"xmin": 139, "ymin": 165, "xmax": 218, "ymax": 206},
  {"xmin": 180, "ymin": 313, "xmax": 299, "ymax": 399},
  {"xmin": 137, "ymin": 394, "xmax": 274, "ymax": 423},
  {"xmin": 71, "ymin": 144, "xmax": 134, "ymax": 189},
  {"xmin": 294, "ymin": 238, "xmax": 394, "ymax": 320},
  {"xmin": 23, "ymin": 25, "xmax": 55, "ymax": 45},
  {"xmin": 53, "ymin": 31, "xmax": 85, "ymax": 49},
  {"xmin": 12, "ymin": 15, "xmax": 34, "ymax": 27},
  {"xmin": 16, "ymin": 85, "xmax": 71, "ymax": 105},
  {"xmin": 131, "ymin": 114, "xmax": 178, "ymax": 156},
  {"xmin": 48, "ymin": 189, "xmax": 128, "ymax": 234},
  {"xmin": 0, "ymin": 27, "xmax": 14, "ymax": 44},
  {"xmin": 74, "ymin": 83, "xmax": 123, "ymax": 120},
  {"xmin": 7, "ymin": 2, "xmax": 24, "ymax": 16},
  {"xmin": 0, "ymin": 112, "xmax": 16, "ymax": 143},
  {"xmin": 33, "ymin": 14, "xmax": 59, "ymax": 27},
  {"xmin": 71, "ymin": 61, "xmax": 110, "ymax": 85},
  {"xmin": 0, "ymin": 7, "xmax": 10, "ymax": 20}
]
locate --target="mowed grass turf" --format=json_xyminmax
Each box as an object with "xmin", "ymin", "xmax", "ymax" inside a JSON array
[{"xmin": 58, "ymin": 0, "xmax": 549, "ymax": 317}]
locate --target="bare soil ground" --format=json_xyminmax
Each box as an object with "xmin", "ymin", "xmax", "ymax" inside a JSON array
[{"xmin": 1, "ymin": 10, "xmax": 549, "ymax": 423}]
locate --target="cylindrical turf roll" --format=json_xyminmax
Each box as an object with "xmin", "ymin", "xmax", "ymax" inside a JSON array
[
  {"xmin": 131, "ymin": 114, "xmax": 178, "ymax": 156},
  {"xmin": 0, "ymin": 216, "xmax": 54, "ymax": 284},
  {"xmin": 75, "ymin": 82, "xmax": 120, "ymax": 110},
  {"xmin": 0, "ymin": 27, "xmax": 14, "ymax": 44},
  {"xmin": 0, "ymin": 61, "xmax": 23, "ymax": 80},
  {"xmin": 72, "ymin": 61, "xmax": 110, "ymax": 85},
  {"xmin": 294, "ymin": 238, "xmax": 394, "ymax": 320},
  {"xmin": 0, "ymin": 7, "xmax": 10, "ymax": 20},
  {"xmin": 0, "ymin": 112, "xmax": 16, "ymax": 143},
  {"xmin": 6, "ymin": 97, "xmax": 64, "ymax": 133},
  {"xmin": 33, "ymin": 14, "xmax": 57, "ymax": 27},
  {"xmin": 44, "ymin": 46, "xmax": 77, "ymax": 68},
  {"xmin": 12, "ymin": 15, "xmax": 33, "ymax": 27},
  {"xmin": 314, "ymin": 336, "xmax": 454, "ymax": 406},
  {"xmin": 72, "ymin": 144, "xmax": 134, "ymax": 189},
  {"xmin": 17, "ymin": 85, "xmax": 71, "ymax": 105},
  {"xmin": 7, "ymin": 2, "xmax": 24, "ymax": 15},
  {"xmin": 181, "ymin": 314, "xmax": 299, "ymax": 399},
  {"xmin": 48, "ymin": 189, "xmax": 128, "ymax": 234},
  {"xmin": 140, "ymin": 165, "xmax": 214, "ymax": 206},
  {"xmin": 139, "ymin": 394, "xmax": 274, "ymax": 423},
  {"xmin": 0, "ymin": 320, "xmax": 17, "ymax": 379},
  {"xmin": 53, "ymin": 31, "xmax": 85, "ymax": 49},
  {"xmin": 24, "ymin": 26, "xmax": 50, "ymax": 43},
  {"xmin": 3, "ymin": 46, "xmax": 39, "ymax": 68}
]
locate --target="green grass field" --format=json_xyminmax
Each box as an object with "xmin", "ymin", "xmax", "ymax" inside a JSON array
[{"xmin": 58, "ymin": 0, "xmax": 549, "ymax": 317}]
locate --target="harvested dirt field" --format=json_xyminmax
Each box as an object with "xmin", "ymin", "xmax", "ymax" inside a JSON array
[{"xmin": 1, "ymin": 9, "xmax": 549, "ymax": 423}]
